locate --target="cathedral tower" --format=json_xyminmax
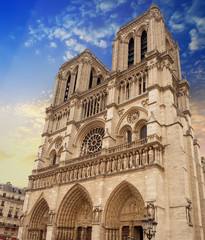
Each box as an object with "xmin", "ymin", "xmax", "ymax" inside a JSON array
[{"xmin": 18, "ymin": 5, "xmax": 205, "ymax": 240}]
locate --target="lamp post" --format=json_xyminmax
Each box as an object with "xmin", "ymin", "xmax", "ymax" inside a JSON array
[{"xmin": 142, "ymin": 215, "xmax": 158, "ymax": 240}]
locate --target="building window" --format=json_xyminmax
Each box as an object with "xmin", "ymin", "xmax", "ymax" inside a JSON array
[
  {"xmin": 140, "ymin": 125, "xmax": 147, "ymax": 139},
  {"xmin": 97, "ymin": 77, "xmax": 101, "ymax": 85},
  {"xmin": 11, "ymin": 195, "xmax": 14, "ymax": 200},
  {"xmin": 89, "ymin": 70, "xmax": 93, "ymax": 89},
  {"xmin": 126, "ymin": 82, "xmax": 130, "ymax": 100},
  {"xmin": 128, "ymin": 38, "xmax": 134, "ymax": 67},
  {"xmin": 64, "ymin": 75, "xmax": 71, "ymax": 101},
  {"xmin": 53, "ymin": 154, "xmax": 57, "ymax": 165},
  {"xmin": 73, "ymin": 70, "xmax": 78, "ymax": 93},
  {"xmin": 0, "ymin": 209, "xmax": 3, "ymax": 216},
  {"xmin": 2, "ymin": 192, "xmax": 6, "ymax": 197},
  {"xmin": 127, "ymin": 130, "xmax": 132, "ymax": 143},
  {"xmin": 14, "ymin": 211, "xmax": 18, "ymax": 218},
  {"xmin": 8, "ymin": 210, "xmax": 12, "ymax": 218},
  {"xmin": 1, "ymin": 201, "xmax": 4, "ymax": 207},
  {"xmin": 141, "ymin": 30, "xmax": 147, "ymax": 60},
  {"xmin": 81, "ymin": 127, "xmax": 105, "ymax": 155}
]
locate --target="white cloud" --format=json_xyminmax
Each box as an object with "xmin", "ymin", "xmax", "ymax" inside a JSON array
[
  {"xmin": 74, "ymin": 43, "xmax": 86, "ymax": 52},
  {"xmin": 169, "ymin": 11, "xmax": 185, "ymax": 32},
  {"xmin": 193, "ymin": 17, "xmax": 205, "ymax": 34},
  {"xmin": 72, "ymin": 24, "xmax": 117, "ymax": 49},
  {"xmin": 63, "ymin": 51, "xmax": 74, "ymax": 61},
  {"xmin": 47, "ymin": 55, "xmax": 56, "ymax": 63},
  {"xmin": 94, "ymin": 0, "xmax": 127, "ymax": 13},
  {"xmin": 65, "ymin": 38, "xmax": 76, "ymax": 46},
  {"xmin": 35, "ymin": 49, "xmax": 40, "ymax": 55},
  {"xmin": 24, "ymin": 40, "xmax": 33, "ymax": 47},
  {"xmin": 50, "ymin": 42, "xmax": 57, "ymax": 48},
  {"xmin": 50, "ymin": 28, "xmax": 71, "ymax": 40},
  {"xmin": 98, "ymin": 40, "xmax": 107, "ymax": 48},
  {"xmin": 189, "ymin": 28, "xmax": 205, "ymax": 51}
]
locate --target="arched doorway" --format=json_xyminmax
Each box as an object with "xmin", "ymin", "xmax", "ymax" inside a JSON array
[
  {"xmin": 56, "ymin": 184, "xmax": 93, "ymax": 240},
  {"xmin": 27, "ymin": 198, "xmax": 49, "ymax": 240},
  {"xmin": 104, "ymin": 181, "xmax": 145, "ymax": 240}
]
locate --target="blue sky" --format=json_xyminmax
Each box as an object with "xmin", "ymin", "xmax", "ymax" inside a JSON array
[{"xmin": 0, "ymin": 0, "xmax": 205, "ymax": 187}]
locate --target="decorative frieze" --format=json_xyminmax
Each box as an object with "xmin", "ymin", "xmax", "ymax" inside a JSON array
[{"xmin": 29, "ymin": 135, "xmax": 163, "ymax": 190}]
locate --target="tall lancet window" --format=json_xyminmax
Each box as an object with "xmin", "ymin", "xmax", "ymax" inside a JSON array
[
  {"xmin": 141, "ymin": 30, "xmax": 147, "ymax": 60},
  {"xmin": 89, "ymin": 70, "xmax": 93, "ymax": 89},
  {"xmin": 128, "ymin": 38, "xmax": 134, "ymax": 67},
  {"xmin": 73, "ymin": 70, "xmax": 78, "ymax": 93},
  {"xmin": 64, "ymin": 75, "xmax": 71, "ymax": 101},
  {"xmin": 140, "ymin": 125, "xmax": 147, "ymax": 139}
]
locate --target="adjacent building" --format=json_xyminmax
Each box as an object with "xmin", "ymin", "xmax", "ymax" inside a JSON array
[
  {"xmin": 18, "ymin": 4, "xmax": 205, "ymax": 240},
  {"xmin": 0, "ymin": 182, "xmax": 25, "ymax": 240}
]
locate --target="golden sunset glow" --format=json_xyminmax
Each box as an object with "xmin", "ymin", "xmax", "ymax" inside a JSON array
[{"xmin": 0, "ymin": 94, "xmax": 52, "ymax": 187}]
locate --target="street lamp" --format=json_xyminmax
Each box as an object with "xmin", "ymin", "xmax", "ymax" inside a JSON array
[{"xmin": 142, "ymin": 215, "xmax": 158, "ymax": 240}]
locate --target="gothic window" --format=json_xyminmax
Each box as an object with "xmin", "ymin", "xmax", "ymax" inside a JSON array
[
  {"xmin": 81, "ymin": 127, "xmax": 105, "ymax": 155},
  {"xmin": 143, "ymin": 79, "xmax": 146, "ymax": 93},
  {"xmin": 140, "ymin": 125, "xmax": 147, "ymax": 139},
  {"xmin": 139, "ymin": 80, "xmax": 142, "ymax": 95},
  {"xmin": 89, "ymin": 70, "xmax": 93, "ymax": 89},
  {"xmin": 73, "ymin": 70, "xmax": 78, "ymax": 93},
  {"xmin": 64, "ymin": 75, "xmax": 71, "ymax": 101},
  {"xmin": 127, "ymin": 130, "xmax": 132, "ymax": 143},
  {"xmin": 52, "ymin": 153, "xmax": 56, "ymax": 165},
  {"xmin": 141, "ymin": 30, "xmax": 147, "ymax": 60},
  {"xmin": 128, "ymin": 38, "xmax": 134, "ymax": 67},
  {"xmin": 97, "ymin": 77, "xmax": 101, "ymax": 85},
  {"xmin": 126, "ymin": 83, "xmax": 130, "ymax": 100}
]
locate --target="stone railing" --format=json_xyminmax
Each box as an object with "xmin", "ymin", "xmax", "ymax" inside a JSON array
[{"xmin": 28, "ymin": 135, "xmax": 163, "ymax": 190}]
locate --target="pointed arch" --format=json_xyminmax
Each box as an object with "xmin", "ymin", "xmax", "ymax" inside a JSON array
[
  {"xmin": 56, "ymin": 184, "xmax": 93, "ymax": 239},
  {"xmin": 115, "ymin": 106, "xmax": 148, "ymax": 135},
  {"xmin": 27, "ymin": 197, "xmax": 49, "ymax": 240},
  {"xmin": 45, "ymin": 136, "xmax": 64, "ymax": 158},
  {"xmin": 29, "ymin": 198, "xmax": 49, "ymax": 228},
  {"xmin": 73, "ymin": 118, "xmax": 105, "ymax": 147},
  {"xmin": 104, "ymin": 181, "xmax": 145, "ymax": 229}
]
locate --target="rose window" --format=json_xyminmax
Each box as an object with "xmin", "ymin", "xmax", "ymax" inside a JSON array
[{"xmin": 81, "ymin": 127, "xmax": 105, "ymax": 155}]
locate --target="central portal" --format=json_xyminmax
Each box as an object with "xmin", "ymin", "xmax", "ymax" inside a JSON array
[{"xmin": 104, "ymin": 182, "xmax": 145, "ymax": 240}]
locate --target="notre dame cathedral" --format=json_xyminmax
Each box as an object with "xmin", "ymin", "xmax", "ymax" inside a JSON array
[{"xmin": 18, "ymin": 5, "xmax": 205, "ymax": 240}]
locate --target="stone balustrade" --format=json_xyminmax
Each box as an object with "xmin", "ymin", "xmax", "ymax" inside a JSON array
[{"xmin": 29, "ymin": 135, "xmax": 163, "ymax": 190}]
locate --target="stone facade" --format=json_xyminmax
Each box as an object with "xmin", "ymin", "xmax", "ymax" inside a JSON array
[
  {"xmin": 0, "ymin": 182, "xmax": 25, "ymax": 240},
  {"xmin": 18, "ymin": 5, "xmax": 205, "ymax": 240}
]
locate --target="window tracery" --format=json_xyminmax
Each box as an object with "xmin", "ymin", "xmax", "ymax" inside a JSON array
[{"xmin": 81, "ymin": 128, "xmax": 105, "ymax": 155}]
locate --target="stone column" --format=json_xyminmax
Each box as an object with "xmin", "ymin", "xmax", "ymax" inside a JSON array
[{"xmin": 46, "ymin": 224, "xmax": 55, "ymax": 240}]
